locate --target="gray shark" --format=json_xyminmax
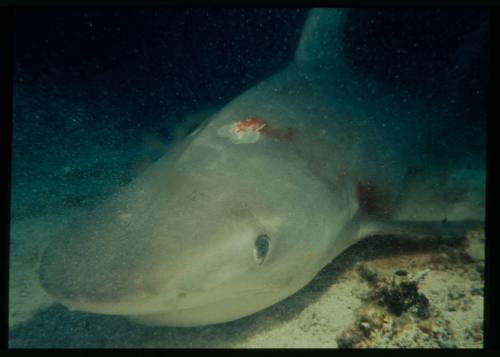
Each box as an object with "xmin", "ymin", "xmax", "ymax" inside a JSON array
[{"xmin": 39, "ymin": 9, "xmax": 485, "ymax": 326}]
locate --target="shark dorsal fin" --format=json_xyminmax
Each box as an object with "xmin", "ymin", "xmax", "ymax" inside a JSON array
[{"xmin": 294, "ymin": 8, "xmax": 349, "ymax": 72}]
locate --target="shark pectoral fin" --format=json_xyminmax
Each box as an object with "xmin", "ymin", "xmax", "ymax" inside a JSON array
[{"xmin": 360, "ymin": 216, "xmax": 484, "ymax": 242}]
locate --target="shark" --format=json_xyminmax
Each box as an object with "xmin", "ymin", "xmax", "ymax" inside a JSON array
[{"xmin": 39, "ymin": 8, "xmax": 485, "ymax": 327}]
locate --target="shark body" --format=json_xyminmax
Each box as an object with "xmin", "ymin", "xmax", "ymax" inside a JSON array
[{"xmin": 39, "ymin": 9, "xmax": 485, "ymax": 326}]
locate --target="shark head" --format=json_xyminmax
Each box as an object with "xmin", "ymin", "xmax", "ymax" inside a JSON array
[
  {"xmin": 39, "ymin": 109, "xmax": 344, "ymax": 326},
  {"xmin": 39, "ymin": 9, "xmax": 355, "ymax": 326}
]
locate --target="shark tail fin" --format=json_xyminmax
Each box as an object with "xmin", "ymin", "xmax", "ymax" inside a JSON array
[{"xmin": 294, "ymin": 8, "xmax": 350, "ymax": 72}]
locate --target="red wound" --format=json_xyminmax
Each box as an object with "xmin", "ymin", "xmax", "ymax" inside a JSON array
[
  {"xmin": 233, "ymin": 117, "xmax": 266, "ymax": 133},
  {"xmin": 238, "ymin": 116, "xmax": 297, "ymax": 142}
]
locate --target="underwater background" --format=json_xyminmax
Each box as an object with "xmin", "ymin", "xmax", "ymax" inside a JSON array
[{"xmin": 10, "ymin": 8, "xmax": 488, "ymax": 348}]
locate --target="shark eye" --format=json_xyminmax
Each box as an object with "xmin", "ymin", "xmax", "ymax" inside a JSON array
[{"xmin": 254, "ymin": 234, "xmax": 270, "ymax": 265}]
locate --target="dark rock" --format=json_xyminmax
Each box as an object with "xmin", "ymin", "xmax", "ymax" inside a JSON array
[
  {"xmin": 415, "ymin": 294, "xmax": 430, "ymax": 319},
  {"xmin": 395, "ymin": 270, "xmax": 408, "ymax": 276},
  {"xmin": 337, "ymin": 332, "xmax": 362, "ymax": 348},
  {"xmin": 371, "ymin": 279, "xmax": 430, "ymax": 319}
]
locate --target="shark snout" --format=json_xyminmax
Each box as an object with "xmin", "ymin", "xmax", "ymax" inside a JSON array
[
  {"xmin": 38, "ymin": 233, "xmax": 177, "ymax": 315},
  {"xmin": 39, "ymin": 251, "xmax": 127, "ymax": 304}
]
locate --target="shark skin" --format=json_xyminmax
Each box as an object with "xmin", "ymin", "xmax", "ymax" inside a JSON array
[{"xmin": 39, "ymin": 9, "xmax": 485, "ymax": 327}]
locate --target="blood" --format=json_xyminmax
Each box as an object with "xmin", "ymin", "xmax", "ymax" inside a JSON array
[
  {"xmin": 233, "ymin": 116, "xmax": 297, "ymax": 142},
  {"xmin": 233, "ymin": 117, "xmax": 266, "ymax": 133}
]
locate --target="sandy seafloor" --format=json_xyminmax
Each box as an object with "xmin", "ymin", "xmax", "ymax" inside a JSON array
[{"xmin": 8, "ymin": 134, "xmax": 485, "ymax": 348}]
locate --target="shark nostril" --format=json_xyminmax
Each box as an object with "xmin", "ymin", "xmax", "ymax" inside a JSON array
[{"xmin": 177, "ymin": 292, "xmax": 187, "ymax": 298}]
